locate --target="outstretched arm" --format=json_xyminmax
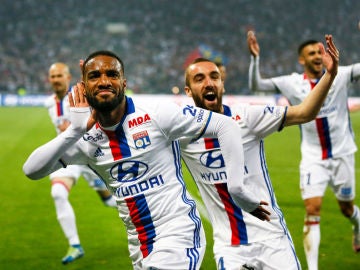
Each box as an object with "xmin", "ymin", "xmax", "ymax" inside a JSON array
[
  {"xmin": 247, "ymin": 30, "xmax": 277, "ymax": 92},
  {"xmin": 285, "ymin": 35, "xmax": 339, "ymax": 126}
]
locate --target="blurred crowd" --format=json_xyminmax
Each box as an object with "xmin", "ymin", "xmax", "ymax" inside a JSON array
[{"xmin": 1, "ymin": 0, "xmax": 360, "ymax": 95}]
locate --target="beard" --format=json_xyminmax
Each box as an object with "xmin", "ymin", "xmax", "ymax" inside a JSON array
[
  {"xmin": 192, "ymin": 93, "xmax": 223, "ymax": 113},
  {"xmin": 86, "ymin": 90, "xmax": 125, "ymax": 112}
]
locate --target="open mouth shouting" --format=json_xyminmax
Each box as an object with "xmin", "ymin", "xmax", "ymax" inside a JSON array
[{"xmin": 204, "ymin": 91, "xmax": 217, "ymax": 101}]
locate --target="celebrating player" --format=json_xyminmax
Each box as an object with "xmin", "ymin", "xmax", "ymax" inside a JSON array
[
  {"xmin": 248, "ymin": 30, "xmax": 360, "ymax": 270},
  {"xmin": 23, "ymin": 50, "xmax": 268, "ymax": 269},
  {"xmin": 181, "ymin": 34, "xmax": 338, "ymax": 270},
  {"xmin": 46, "ymin": 62, "xmax": 116, "ymax": 264}
]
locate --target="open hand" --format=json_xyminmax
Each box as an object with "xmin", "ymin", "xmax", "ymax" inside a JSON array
[
  {"xmin": 320, "ymin": 34, "xmax": 339, "ymax": 77},
  {"xmin": 69, "ymin": 82, "xmax": 97, "ymax": 131},
  {"xmin": 247, "ymin": 30, "xmax": 260, "ymax": 57}
]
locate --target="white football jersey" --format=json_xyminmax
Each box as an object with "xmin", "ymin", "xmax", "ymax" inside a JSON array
[
  {"xmin": 61, "ymin": 97, "xmax": 220, "ymax": 262},
  {"xmin": 271, "ymin": 66, "xmax": 357, "ymax": 161},
  {"xmin": 44, "ymin": 92, "xmax": 71, "ymax": 135},
  {"xmin": 180, "ymin": 104, "xmax": 293, "ymax": 249}
]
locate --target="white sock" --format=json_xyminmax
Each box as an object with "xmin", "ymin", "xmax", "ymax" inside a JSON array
[
  {"xmin": 350, "ymin": 205, "xmax": 360, "ymax": 231},
  {"xmin": 51, "ymin": 183, "xmax": 80, "ymax": 246},
  {"xmin": 303, "ymin": 215, "xmax": 320, "ymax": 270}
]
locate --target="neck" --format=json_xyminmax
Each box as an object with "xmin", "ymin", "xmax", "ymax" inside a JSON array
[
  {"xmin": 55, "ymin": 93, "xmax": 66, "ymax": 101},
  {"xmin": 97, "ymin": 99, "xmax": 126, "ymax": 128},
  {"xmin": 304, "ymin": 70, "xmax": 324, "ymax": 80},
  {"xmin": 219, "ymin": 105, "xmax": 224, "ymax": 114}
]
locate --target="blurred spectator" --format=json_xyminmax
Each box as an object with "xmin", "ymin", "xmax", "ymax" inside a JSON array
[{"xmin": 1, "ymin": 0, "xmax": 360, "ymax": 96}]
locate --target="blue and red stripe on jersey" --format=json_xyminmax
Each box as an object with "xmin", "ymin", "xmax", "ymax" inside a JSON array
[
  {"xmin": 304, "ymin": 73, "xmax": 333, "ymax": 159},
  {"xmin": 206, "ymin": 105, "xmax": 248, "ymax": 244},
  {"xmin": 125, "ymin": 194, "xmax": 156, "ymax": 258},
  {"xmin": 204, "ymin": 138, "xmax": 219, "ymax": 149},
  {"xmin": 55, "ymin": 87, "xmax": 73, "ymax": 116},
  {"xmin": 55, "ymin": 97, "xmax": 64, "ymax": 116},
  {"xmin": 315, "ymin": 117, "xmax": 333, "ymax": 159},
  {"xmin": 203, "ymin": 105, "xmax": 232, "ymax": 149},
  {"xmin": 215, "ymin": 183, "xmax": 248, "ymax": 245},
  {"xmin": 100, "ymin": 97, "xmax": 136, "ymax": 160},
  {"xmin": 114, "ymin": 97, "xmax": 157, "ymax": 258},
  {"xmin": 102, "ymin": 127, "xmax": 131, "ymax": 160}
]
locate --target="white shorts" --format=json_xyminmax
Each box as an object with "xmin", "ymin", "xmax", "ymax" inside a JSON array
[
  {"xmin": 213, "ymin": 235, "xmax": 301, "ymax": 270},
  {"xmin": 132, "ymin": 246, "xmax": 205, "ymax": 270},
  {"xmin": 49, "ymin": 165, "xmax": 107, "ymax": 191},
  {"xmin": 300, "ymin": 154, "xmax": 355, "ymax": 201}
]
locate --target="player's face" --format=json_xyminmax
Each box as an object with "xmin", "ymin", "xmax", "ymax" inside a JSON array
[
  {"xmin": 48, "ymin": 67, "xmax": 70, "ymax": 97},
  {"xmin": 83, "ymin": 55, "xmax": 126, "ymax": 112},
  {"xmin": 300, "ymin": 44, "xmax": 323, "ymax": 76},
  {"xmin": 185, "ymin": 62, "xmax": 224, "ymax": 113}
]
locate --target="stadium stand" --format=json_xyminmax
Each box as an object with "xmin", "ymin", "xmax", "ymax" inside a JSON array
[{"xmin": 1, "ymin": 0, "xmax": 360, "ymax": 95}]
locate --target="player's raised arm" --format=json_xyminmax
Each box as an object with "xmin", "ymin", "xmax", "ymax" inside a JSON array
[
  {"xmin": 23, "ymin": 85, "xmax": 92, "ymax": 180},
  {"xmin": 285, "ymin": 34, "xmax": 339, "ymax": 126},
  {"xmin": 247, "ymin": 30, "xmax": 278, "ymax": 92},
  {"xmin": 247, "ymin": 30, "xmax": 260, "ymax": 57}
]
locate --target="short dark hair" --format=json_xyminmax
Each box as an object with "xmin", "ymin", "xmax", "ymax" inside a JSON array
[
  {"xmin": 82, "ymin": 50, "xmax": 124, "ymax": 76},
  {"xmin": 297, "ymin": 40, "xmax": 319, "ymax": 55},
  {"xmin": 214, "ymin": 61, "xmax": 224, "ymax": 68}
]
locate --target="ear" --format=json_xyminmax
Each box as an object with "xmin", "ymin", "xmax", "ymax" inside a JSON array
[
  {"xmin": 81, "ymin": 81, "xmax": 86, "ymax": 96},
  {"xmin": 298, "ymin": 55, "xmax": 305, "ymax": 66},
  {"xmin": 184, "ymin": 86, "xmax": 192, "ymax": 97}
]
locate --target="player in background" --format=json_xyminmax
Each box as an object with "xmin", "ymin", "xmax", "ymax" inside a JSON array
[
  {"xmin": 247, "ymin": 30, "xmax": 360, "ymax": 270},
  {"xmin": 181, "ymin": 34, "xmax": 338, "ymax": 270},
  {"xmin": 23, "ymin": 51, "xmax": 270, "ymax": 269},
  {"xmin": 215, "ymin": 61, "xmax": 227, "ymax": 93},
  {"xmin": 46, "ymin": 62, "xmax": 116, "ymax": 264}
]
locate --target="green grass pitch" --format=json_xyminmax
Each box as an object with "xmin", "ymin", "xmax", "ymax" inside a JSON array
[{"xmin": 0, "ymin": 106, "xmax": 359, "ymax": 269}]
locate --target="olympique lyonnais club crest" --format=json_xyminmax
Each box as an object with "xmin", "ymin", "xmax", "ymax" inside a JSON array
[{"xmin": 133, "ymin": 130, "xmax": 151, "ymax": 149}]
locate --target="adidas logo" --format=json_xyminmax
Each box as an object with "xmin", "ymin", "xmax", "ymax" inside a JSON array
[{"xmin": 94, "ymin": 147, "xmax": 104, "ymax": 157}]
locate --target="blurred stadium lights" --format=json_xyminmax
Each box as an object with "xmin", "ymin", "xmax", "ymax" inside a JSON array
[{"xmin": 105, "ymin": 23, "xmax": 128, "ymax": 34}]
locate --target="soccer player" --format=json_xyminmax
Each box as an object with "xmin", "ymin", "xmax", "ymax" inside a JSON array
[
  {"xmin": 247, "ymin": 30, "xmax": 360, "ymax": 270},
  {"xmin": 216, "ymin": 62, "xmax": 227, "ymax": 82},
  {"xmin": 23, "ymin": 51, "xmax": 269, "ymax": 269},
  {"xmin": 46, "ymin": 62, "xmax": 116, "ymax": 264},
  {"xmin": 181, "ymin": 34, "xmax": 338, "ymax": 270},
  {"xmin": 215, "ymin": 61, "xmax": 227, "ymax": 93}
]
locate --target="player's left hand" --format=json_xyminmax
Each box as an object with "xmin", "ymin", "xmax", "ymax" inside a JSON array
[
  {"xmin": 250, "ymin": 200, "xmax": 271, "ymax": 221},
  {"xmin": 247, "ymin": 30, "xmax": 260, "ymax": 57}
]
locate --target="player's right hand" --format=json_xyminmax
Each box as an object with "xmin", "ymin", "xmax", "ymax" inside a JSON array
[{"xmin": 249, "ymin": 200, "xmax": 271, "ymax": 221}]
